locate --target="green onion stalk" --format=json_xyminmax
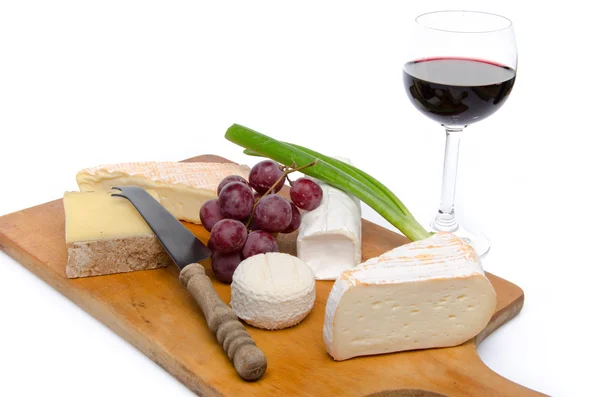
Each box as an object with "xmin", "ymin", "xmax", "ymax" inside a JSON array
[{"xmin": 224, "ymin": 124, "xmax": 432, "ymax": 242}]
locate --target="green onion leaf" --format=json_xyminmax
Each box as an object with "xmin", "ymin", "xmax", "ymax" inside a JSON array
[{"xmin": 226, "ymin": 124, "xmax": 431, "ymax": 241}]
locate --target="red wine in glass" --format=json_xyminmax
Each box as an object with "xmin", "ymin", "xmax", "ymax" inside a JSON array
[
  {"xmin": 402, "ymin": 11, "xmax": 518, "ymax": 256},
  {"xmin": 403, "ymin": 57, "xmax": 516, "ymax": 126}
]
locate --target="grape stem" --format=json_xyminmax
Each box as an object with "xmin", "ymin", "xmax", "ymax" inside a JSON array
[
  {"xmin": 245, "ymin": 160, "xmax": 318, "ymax": 229},
  {"xmin": 285, "ymin": 174, "xmax": 294, "ymax": 186}
]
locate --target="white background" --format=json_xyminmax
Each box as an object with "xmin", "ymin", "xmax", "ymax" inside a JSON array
[{"xmin": 0, "ymin": 1, "xmax": 596, "ymax": 396}]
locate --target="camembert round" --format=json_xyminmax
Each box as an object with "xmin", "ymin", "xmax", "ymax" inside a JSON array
[{"xmin": 230, "ymin": 253, "xmax": 316, "ymax": 330}]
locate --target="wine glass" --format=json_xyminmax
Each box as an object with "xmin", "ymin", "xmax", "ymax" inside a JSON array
[{"xmin": 402, "ymin": 10, "xmax": 517, "ymax": 256}]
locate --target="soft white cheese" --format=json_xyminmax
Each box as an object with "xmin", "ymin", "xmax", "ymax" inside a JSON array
[
  {"xmin": 230, "ymin": 253, "xmax": 316, "ymax": 330},
  {"xmin": 296, "ymin": 157, "xmax": 361, "ymax": 280},
  {"xmin": 323, "ymin": 232, "xmax": 496, "ymax": 361}
]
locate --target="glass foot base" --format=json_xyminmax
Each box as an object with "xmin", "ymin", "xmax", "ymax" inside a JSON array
[{"xmin": 429, "ymin": 221, "xmax": 491, "ymax": 256}]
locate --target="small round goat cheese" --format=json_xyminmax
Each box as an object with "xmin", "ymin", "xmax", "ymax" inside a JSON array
[{"xmin": 230, "ymin": 253, "xmax": 316, "ymax": 330}]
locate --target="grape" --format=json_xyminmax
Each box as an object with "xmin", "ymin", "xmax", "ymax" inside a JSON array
[
  {"xmin": 199, "ymin": 199, "xmax": 225, "ymax": 232},
  {"xmin": 290, "ymin": 178, "xmax": 323, "ymax": 211},
  {"xmin": 249, "ymin": 160, "xmax": 285, "ymax": 194},
  {"xmin": 218, "ymin": 181, "xmax": 254, "ymax": 220},
  {"xmin": 212, "ymin": 251, "xmax": 243, "ymax": 284},
  {"xmin": 217, "ymin": 175, "xmax": 249, "ymax": 196},
  {"xmin": 253, "ymin": 191, "xmax": 262, "ymax": 203},
  {"xmin": 210, "ymin": 219, "xmax": 248, "ymax": 253},
  {"xmin": 240, "ymin": 215, "xmax": 261, "ymax": 232},
  {"xmin": 242, "ymin": 231, "xmax": 279, "ymax": 259},
  {"xmin": 281, "ymin": 202, "xmax": 301, "ymax": 233},
  {"xmin": 247, "ymin": 216, "xmax": 260, "ymax": 231},
  {"xmin": 254, "ymin": 195, "xmax": 292, "ymax": 232}
]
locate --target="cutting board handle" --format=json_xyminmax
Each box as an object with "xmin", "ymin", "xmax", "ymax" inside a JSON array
[{"xmin": 179, "ymin": 263, "xmax": 267, "ymax": 381}]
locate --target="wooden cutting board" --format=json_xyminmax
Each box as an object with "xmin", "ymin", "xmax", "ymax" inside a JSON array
[{"xmin": 0, "ymin": 155, "xmax": 546, "ymax": 397}]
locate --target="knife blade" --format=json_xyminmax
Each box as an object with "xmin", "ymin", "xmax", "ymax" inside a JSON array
[
  {"xmin": 111, "ymin": 186, "xmax": 211, "ymax": 268},
  {"xmin": 111, "ymin": 186, "xmax": 267, "ymax": 381}
]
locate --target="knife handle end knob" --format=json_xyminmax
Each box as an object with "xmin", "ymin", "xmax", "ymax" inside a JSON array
[{"xmin": 233, "ymin": 343, "xmax": 267, "ymax": 382}]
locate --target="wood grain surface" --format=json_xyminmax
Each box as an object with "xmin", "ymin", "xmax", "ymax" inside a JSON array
[{"xmin": 0, "ymin": 155, "xmax": 547, "ymax": 396}]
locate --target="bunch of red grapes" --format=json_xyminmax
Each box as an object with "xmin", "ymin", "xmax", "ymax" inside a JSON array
[{"xmin": 199, "ymin": 160, "xmax": 323, "ymax": 283}]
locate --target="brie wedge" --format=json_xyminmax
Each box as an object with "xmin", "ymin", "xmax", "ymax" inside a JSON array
[
  {"xmin": 297, "ymin": 157, "xmax": 362, "ymax": 280},
  {"xmin": 230, "ymin": 253, "xmax": 316, "ymax": 330},
  {"xmin": 323, "ymin": 232, "xmax": 496, "ymax": 361},
  {"xmin": 76, "ymin": 161, "xmax": 250, "ymax": 224},
  {"xmin": 63, "ymin": 190, "xmax": 171, "ymax": 278}
]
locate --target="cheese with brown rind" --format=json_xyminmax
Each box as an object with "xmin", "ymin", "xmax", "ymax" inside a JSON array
[
  {"xmin": 66, "ymin": 236, "xmax": 170, "ymax": 278},
  {"xmin": 76, "ymin": 161, "xmax": 251, "ymax": 224},
  {"xmin": 63, "ymin": 190, "xmax": 171, "ymax": 278}
]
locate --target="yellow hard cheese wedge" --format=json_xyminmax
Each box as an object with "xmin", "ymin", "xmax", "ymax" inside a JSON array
[
  {"xmin": 63, "ymin": 190, "xmax": 170, "ymax": 278},
  {"xmin": 323, "ymin": 232, "xmax": 496, "ymax": 360}
]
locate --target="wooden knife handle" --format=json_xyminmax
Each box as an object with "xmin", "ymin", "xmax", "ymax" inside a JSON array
[{"xmin": 179, "ymin": 263, "xmax": 267, "ymax": 381}]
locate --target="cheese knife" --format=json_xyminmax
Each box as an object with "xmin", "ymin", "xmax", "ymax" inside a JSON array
[{"xmin": 111, "ymin": 186, "xmax": 267, "ymax": 381}]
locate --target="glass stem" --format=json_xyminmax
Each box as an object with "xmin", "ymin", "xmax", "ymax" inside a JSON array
[{"xmin": 433, "ymin": 127, "xmax": 463, "ymax": 232}]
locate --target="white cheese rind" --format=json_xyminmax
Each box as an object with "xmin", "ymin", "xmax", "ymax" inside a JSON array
[
  {"xmin": 323, "ymin": 232, "xmax": 496, "ymax": 361},
  {"xmin": 230, "ymin": 253, "xmax": 316, "ymax": 330},
  {"xmin": 297, "ymin": 157, "xmax": 362, "ymax": 280},
  {"xmin": 76, "ymin": 161, "xmax": 250, "ymax": 224}
]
